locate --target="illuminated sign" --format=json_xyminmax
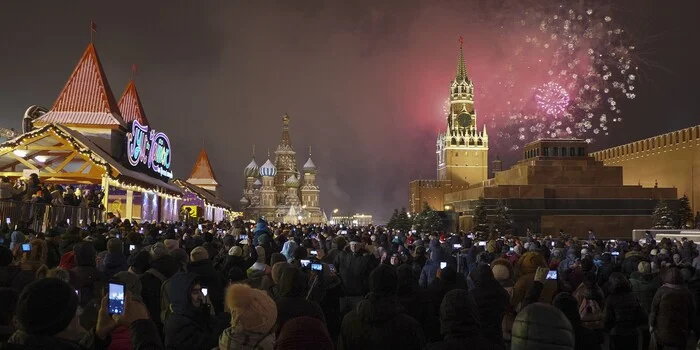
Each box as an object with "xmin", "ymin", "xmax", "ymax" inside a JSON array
[{"xmin": 126, "ymin": 120, "xmax": 173, "ymax": 179}]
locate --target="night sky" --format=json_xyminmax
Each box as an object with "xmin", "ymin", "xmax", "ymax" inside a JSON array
[{"xmin": 0, "ymin": 0, "xmax": 697, "ymax": 223}]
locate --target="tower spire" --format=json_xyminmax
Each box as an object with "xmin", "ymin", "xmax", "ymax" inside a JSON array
[{"xmin": 455, "ymin": 35, "xmax": 468, "ymax": 82}]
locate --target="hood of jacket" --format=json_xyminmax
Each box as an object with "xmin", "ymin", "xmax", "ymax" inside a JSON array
[
  {"xmin": 281, "ymin": 241, "xmax": 298, "ymax": 262},
  {"xmin": 72, "ymin": 242, "xmax": 96, "ymax": 267},
  {"xmin": 439, "ymin": 289, "xmax": 481, "ymax": 338},
  {"xmin": 356, "ymin": 296, "xmax": 404, "ymax": 323},
  {"xmin": 218, "ymin": 326, "xmax": 275, "ymax": 350},
  {"xmin": 512, "ymin": 303, "xmax": 574, "ymax": 350},
  {"xmin": 187, "ymin": 258, "xmax": 216, "ymax": 278},
  {"xmin": 168, "ymin": 272, "xmax": 198, "ymax": 315},
  {"xmin": 278, "ymin": 267, "xmax": 307, "ymax": 298},
  {"xmin": 103, "ymin": 252, "xmax": 127, "ymax": 270},
  {"xmin": 150, "ymin": 255, "xmax": 180, "ymax": 279}
]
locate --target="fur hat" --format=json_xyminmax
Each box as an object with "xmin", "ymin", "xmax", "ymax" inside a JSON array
[
  {"xmin": 228, "ymin": 246, "xmax": 243, "ymax": 257},
  {"xmin": 226, "ymin": 284, "xmax": 277, "ymax": 333},
  {"xmin": 164, "ymin": 239, "xmax": 179, "ymax": 251},
  {"xmin": 271, "ymin": 262, "xmax": 292, "ymax": 284},
  {"xmin": 16, "ymin": 278, "xmax": 79, "ymax": 336}
]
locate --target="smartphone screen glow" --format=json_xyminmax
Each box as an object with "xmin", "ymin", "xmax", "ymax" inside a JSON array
[{"xmin": 108, "ymin": 283, "xmax": 125, "ymax": 315}]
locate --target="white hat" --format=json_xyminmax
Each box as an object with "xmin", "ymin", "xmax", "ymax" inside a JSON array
[{"xmin": 650, "ymin": 249, "xmax": 658, "ymax": 256}]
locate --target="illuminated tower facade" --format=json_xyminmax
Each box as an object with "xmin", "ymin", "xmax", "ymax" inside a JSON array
[
  {"xmin": 436, "ymin": 40, "xmax": 488, "ymax": 188},
  {"xmin": 274, "ymin": 114, "xmax": 298, "ymax": 204}
]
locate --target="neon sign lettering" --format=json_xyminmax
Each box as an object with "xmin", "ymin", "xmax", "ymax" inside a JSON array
[{"xmin": 127, "ymin": 120, "xmax": 173, "ymax": 178}]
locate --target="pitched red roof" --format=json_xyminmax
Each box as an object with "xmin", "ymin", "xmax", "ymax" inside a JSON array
[
  {"xmin": 117, "ymin": 79, "xmax": 150, "ymax": 126},
  {"xmin": 35, "ymin": 43, "xmax": 125, "ymax": 127},
  {"xmin": 188, "ymin": 148, "xmax": 218, "ymax": 183}
]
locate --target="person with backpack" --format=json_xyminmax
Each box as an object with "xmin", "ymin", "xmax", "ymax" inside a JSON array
[
  {"xmin": 139, "ymin": 243, "xmax": 179, "ymax": 337},
  {"xmin": 573, "ymin": 272, "xmax": 605, "ymax": 332}
]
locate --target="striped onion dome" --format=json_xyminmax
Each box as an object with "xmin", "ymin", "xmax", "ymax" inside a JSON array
[
  {"xmin": 243, "ymin": 158, "xmax": 259, "ymax": 178},
  {"xmin": 259, "ymin": 159, "xmax": 277, "ymax": 177}
]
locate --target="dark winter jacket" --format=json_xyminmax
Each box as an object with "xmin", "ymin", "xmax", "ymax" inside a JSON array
[
  {"xmin": 162, "ymin": 272, "xmax": 221, "ymax": 350},
  {"xmin": 396, "ymin": 264, "xmax": 439, "ymax": 342},
  {"xmin": 419, "ymin": 248, "xmax": 443, "ymax": 288},
  {"xmin": 469, "ymin": 264, "xmax": 509, "ymax": 348},
  {"xmin": 139, "ymin": 255, "xmax": 180, "ymax": 335},
  {"xmin": 650, "ymin": 268, "xmax": 696, "ymax": 348},
  {"xmin": 102, "ymin": 252, "xmax": 128, "ymax": 280},
  {"xmin": 0, "ymin": 319, "xmax": 163, "ymax": 350},
  {"xmin": 0, "ymin": 266, "xmax": 33, "ymax": 293},
  {"xmin": 275, "ymin": 267, "xmax": 325, "ymax": 333},
  {"xmin": 424, "ymin": 289, "xmax": 499, "ymax": 350},
  {"xmin": 338, "ymin": 296, "xmax": 425, "ymax": 350},
  {"xmin": 603, "ymin": 273, "xmax": 645, "ymax": 336},
  {"xmin": 45, "ymin": 239, "xmax": 61, "ymax": 269},
  {"xmin": 512, "ymin": 303, "xmax": 575, "ymax": 350},
  {"xmin": 629, "ymin": 272, "xmax": 660, "ymax": 315},
  {"xmin": 621, "ymin": 251, "xmax": 645, "ymax": 277},
  {"xmin": 69, "ymin": 242, "xmax": 105, "ymax": 307},
  {"xmin": 186, "ymin": 259, "xmax": 225, "ymax": 314},
  {"xmin": 335, "ymin": 248, "xmax": 377, "ymax": 297}
]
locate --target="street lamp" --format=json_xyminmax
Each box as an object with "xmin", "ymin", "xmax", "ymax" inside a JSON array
[{"xmin": 333, "ymin": 208, "xmax": 339, "ymax": 214}]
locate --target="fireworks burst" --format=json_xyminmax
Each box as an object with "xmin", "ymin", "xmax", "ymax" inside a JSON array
[
  {"xmin": 535, "ymin": 81, "xmax": 570, "ymax": 116},
  {"xmin": 483, "ymin": 3, "xmax": 637, "ymax": 150}
]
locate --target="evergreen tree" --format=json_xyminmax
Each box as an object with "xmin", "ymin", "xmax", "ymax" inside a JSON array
[
  {"xmin": 472, "ymin": 197, "xmax": 490, "ymax": 239},
  {"xmin": 677, "ymin": 195, "xmax": 693, "ymax": 228},
  {"xmin": 396, "ymin": 207, "xmax": 413, "ymax": 233},
  {"xmin": 651, "ymin": 200, "xmax": 676, "ymax": 229},
  {"xmin": 414, "ymin": 203, "xmax": 443, "ymax": 233},
  {"xmin": 386, "ymin": 209, "xmax": 399, "ymax": 230},
  {"xmin": 491, "ymin": 199, "xmax": 513, "ymax": 235}
]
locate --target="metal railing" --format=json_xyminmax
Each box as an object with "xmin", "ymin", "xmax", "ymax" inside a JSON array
[{"xmin": 0, "ymin": 200, "xmax": 103, "ymax": 232}]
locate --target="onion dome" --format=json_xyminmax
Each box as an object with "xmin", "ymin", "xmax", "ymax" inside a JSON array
[
  {"xmin": 285, "ymin": 174, "xmax": 300, "ymax": 188},
  {"xmin": 259, "ymin": 159, "xmax": 277, "ymax": 177},
  {"xmin": 253, "ymin": 179, "xmax": 262, "ymax": 189},
  {"xmin": 303, "ymin": 157, "xmax": 316, "ymax": 173},
  {"xmin": 243, "ymin": 159, "xmax": 259, "ymax": 178},
  {"xmin": 239, "ymin": 196, "xmax": 249, "ymax": 206}
]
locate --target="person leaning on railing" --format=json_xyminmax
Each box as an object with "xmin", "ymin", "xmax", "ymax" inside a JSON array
[{"xmin": 0, "ymin": 177, "xmax": 22, "ymax": 201}]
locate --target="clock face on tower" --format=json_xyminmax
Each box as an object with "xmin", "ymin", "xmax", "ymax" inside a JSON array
[{"xmin": 457, "ymin": 113, "xmax": 472, "ymax": 127}]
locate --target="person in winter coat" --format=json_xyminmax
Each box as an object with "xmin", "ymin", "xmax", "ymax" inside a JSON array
[
  {"xmin": 186, "ymin": 246, "xmax": 225, "ymax": 315},
  {"xmin": 102, "ymin": 238, "xmax": 128, "ymax": 280},
  {"xmin": 621, "ymin": 246, "xmax": 645, "ymax": 277},
  {"xmin": 649, "ymin": 267, "xmax": 696, "ymax": 349},
  {"xmin": 338, "ymin": 264, "xmax": 425, "ymax": 350},
  {"xmin": 219, "ymin": 283, "xmax": 277, "ymax": 350},
  {"xmin": 512, "ymin": 251, "xmax": 557, "ymax": 307},
  {"xmin": 419, "ymin": 241, "xmax": 444, "ymax": 288},
  {"xmin": 603, "ymin": 272, "xmax": 644, "ymax": 350},
  {"xmin": 276, "ymin": 316, "xmax": 334, "ymax": 350},
  {"xmin": 275, "ymin": 267, "xmax": 325, "ymax": 333},
  {"xmin": 469, "ymin": 264, "xmax": 509, "ymax": 348},
  {"xmin": 163, "ymin": 272, "xmax": 225, "ymax": 350},
  {"xmin": 425, "ymin": 289, "xmax": 499, "ymax": 350},
  {"xmin": 396, "ymin": 264, "xmax": 439, "ymax": 342},
  {"xmin": 428, "ymin": 265, "xmax": 468, "ymax": 316},
  {"xmin": 44, "ymin": 229, "xmax": 62, "ymax": 269},
  {"xmin": 69, "ymin": 242, "xmax": 105, "ymax": 307},
  {"xmin": 511, "ymin": 303, "xmax": 575, "ymax": 350},
  {"xmin": 139, "ymin": 243, "xmax": 180, "ymax": 336},
  {"xmin": 629, "ymin": 261, "xmax": 660, "ymax": 315},
  {"xmin": 335, "ymin": 238, "xmax": 378, "ymax": 315},
  {"xmin": 552, "ymin": 292, "xmax": 603, "ymax": 350},
  {"xmin": 3, "ymin": 277, "xmax": 163, "ymax": 350}
]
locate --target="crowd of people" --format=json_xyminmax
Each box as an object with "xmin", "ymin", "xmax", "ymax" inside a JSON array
[{"xmin": 0, "ymin": 216, "xmax": 698, "ymax": 350}]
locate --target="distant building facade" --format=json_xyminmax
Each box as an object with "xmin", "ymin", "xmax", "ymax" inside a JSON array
[
  {"xmin": 330, "ymin": 213, "xmax": 373, "ymax": 227},
  {"xmin": 240, "ymin": 114, "xmax": 323, "ymax": 224},
  {"xmin": 410, "ymin": 40, "xmax": 488, "ymax": 212},
  {"xmin": 444, "ymin": 139, "xmax": 677, "ymax": 238},
  {"xmin": 590, "ymin": 125, "xmax": 700, "ymax": 212}
]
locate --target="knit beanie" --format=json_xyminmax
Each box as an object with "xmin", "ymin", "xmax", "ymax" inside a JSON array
[
  {"xmin": 368, "ymin": 264, "xmax": 398, "ymax": 299},
  {"xmin": 228, "ymin": 246, "xmax": 243, "ymax": 257},
  {"xmin": 128, "ymin": 250, "xmax": 151, "ymax": 273},
  {"xmin": 16, "ymin": 278, "xmax": 78, "ymax": 336},
  {"xmin": 276, "ymin": 316, "xmax": 333, "ymax": 350},
  {"xmin": 113, "ymin": 271, "xmax": 143, "ymax": 298},
  {"xmin": 226, "ymin": 284, "xmax": 276, "ymax": 333},
  {"xmin": 59, "ymin": 251, "xmax": 76, "ymax": 270}
]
